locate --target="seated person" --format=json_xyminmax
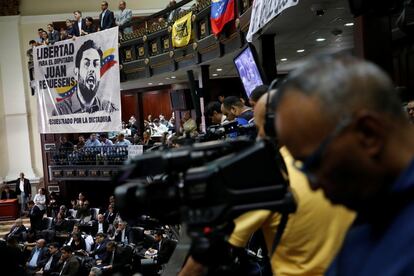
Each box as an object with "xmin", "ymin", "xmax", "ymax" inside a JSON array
[
  {"xmin": 69, "ymin": 232, "xmax": 86, "ymax": 253},
  {"xmin": 141, "ymin": 131, "xmax": 154, "ymax": 146},
  {"xmin": 65, "ymin": 224, "xmax": 93, "ymax": 253},
  {"xmin": 1, "ymin": 184, "xmax": 17, "ymax": 200},
  {"xmin": 75, "ymin": 200, "xmax": 91, "ymax": 222},
  {"xmin": 91, "ymin": 214, "xmax": 109, "ymax": 236},
  {"xmin": 104, "ymin": 204, "xmax": 116, "ymax": 225},
  {"xmin": 38, "ymin": 242, "xmax": 61, "ymax": 276},
  {"xmin": 151, "ymin": 230, "xmax": 176, "ymax": 265},
  {"xmin": 89, "ymin": 232, "xmax": 109, "ymax": 261},
  {"xmin": 52, "ymin": 212, "xmax": 68, "ymax": 232},
  {"xmin": 57, "ymin": 246, "xmax": 80, "ymax": 276},
  {"xmin": 112, "ymin": 220, "xmax": 133, "ymax": 244},
  {"xmin": 4, "ymin": 218, "xmax": 26, "ymax": 242},
  {"xmin": 47, "ymin": 192, "xmax": 60, "ymax": 218},
  {"xmin": 152, "ymin": 119, "xmax": 169, "ymax": 136},
  {"xmin": 181, "ymin": 111, "xmax": 198, "ymax": 137},
  {"xmin": 100, "ymin": 241, "xmax": 132, "ymax": 274},
  {"xmin": 26, "ymin": 239, "xmax": 48, "ymax": 274},
  {"xmin": 5, "ymin": 237, "xmax": 26, "ymax": 271},
  {"xmin": 222, "ymin": 96, "xmax": 254, "ymax": 125}
]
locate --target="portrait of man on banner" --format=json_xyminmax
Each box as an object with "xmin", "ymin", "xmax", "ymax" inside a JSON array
[{"xmin": 52, "ymin": 39, "xmax": 118, "ymax": 116}]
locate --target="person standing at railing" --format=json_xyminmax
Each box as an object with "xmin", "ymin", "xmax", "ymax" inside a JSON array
[
  {"xmin": 115, "ymin": 133, "xmax": 131, "ymax": 146},
  {"xmin": 73, "ymin": 10, "xmax": 86, "ymax": 37},
  {"xmin": 85, "ymin": 133, "xmax": 102, "ymax": 147},
  {"xmin": 115, "ymin": 1, "xmax": 133, "ymax": 34},
  {"xmin": 47, "ymin": 23, "xmax": 60, "ymax": 44},
  {"xmin": 164, "ymin": 0, "xmax": 181, "ymax": 22},
  {"xmin": 99, "ymin": 1, "xmax": 116, "ymax": 31},
  {"xmin": 100, "ymin": 133, "xmax": 114, "ymax": 147},
  {"xmin": 82, "ymin": 17, "xmax": 98, "ymax": 35}
]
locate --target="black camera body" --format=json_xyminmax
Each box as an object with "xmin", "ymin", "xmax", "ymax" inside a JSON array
[{"xmin": 115, "ymin": 138, "xmax": 296, "ymax": 233}]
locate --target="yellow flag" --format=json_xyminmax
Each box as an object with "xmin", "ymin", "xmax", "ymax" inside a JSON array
[{"xmin": 172, "ymin": 12, "xmax": 192, "ymax": 48}]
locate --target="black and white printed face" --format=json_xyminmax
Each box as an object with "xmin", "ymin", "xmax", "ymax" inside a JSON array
[{"xmin": 78, "ymin": 48, "xmax": 101, "ymax": 101}]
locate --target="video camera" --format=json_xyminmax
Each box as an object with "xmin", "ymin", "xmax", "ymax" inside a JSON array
[
  {"xmin": 199, "ymin": 121, "xmax": 257, "ymax": 142},
  {"xmin": 114, "ymin": 137, "xmax": 296, "ymax": 233}
]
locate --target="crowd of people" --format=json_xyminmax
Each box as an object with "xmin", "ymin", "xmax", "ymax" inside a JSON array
[
  {"xmin": 1, "ymin": 186, "xmax": 177, "ymax": 276},
  {"xmin": 29, "ymin": 1, "xmax": 133, "ymax": 49}
]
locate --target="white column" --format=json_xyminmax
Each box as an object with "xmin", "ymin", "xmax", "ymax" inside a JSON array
[{"xmin": 0, "ymin": 16, "xmax": 38, "ymax": 182}]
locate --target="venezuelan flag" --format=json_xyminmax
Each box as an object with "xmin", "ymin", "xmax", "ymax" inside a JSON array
[
  {"xmin": 211, "ymin": 0, "xmax": 235, "ymax": 35},
  {"xmin": 55, "ymin": 83, "xmax": 77, "ymax": 102},
  {"xmin": 101, "ymin": 48, "xmax": 117, "ymax": 76}
]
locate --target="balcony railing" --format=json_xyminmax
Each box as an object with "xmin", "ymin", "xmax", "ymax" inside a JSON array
[
  {"xmin": 47, "ymin": 146, "xmax": 130, "ymax": 181},
  {"xmin": 49, "ymin": 146, "xmax": 129, "ymax": 166},
  {"xmin": 119, "ymin": 0, "xmax": 254, "ymax": 81}
]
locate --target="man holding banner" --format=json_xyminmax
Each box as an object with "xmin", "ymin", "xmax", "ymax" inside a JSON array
[{"xmin": 53, "ymin": 40, "xmax": 118, "ymax": 115}]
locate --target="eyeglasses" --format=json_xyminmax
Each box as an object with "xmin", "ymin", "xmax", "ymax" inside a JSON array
[{"xmin": 292, "ymin": 116, "xmax": 352, "ymax": 180}]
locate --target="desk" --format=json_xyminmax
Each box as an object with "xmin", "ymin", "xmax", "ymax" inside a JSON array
[{"xmin": 0, "ymin": 199, "xmax": 18, "ymax": 220}]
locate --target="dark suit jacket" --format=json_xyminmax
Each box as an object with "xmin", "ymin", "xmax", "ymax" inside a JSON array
[
  {"xmin": 72, "ymin": 19, "xmax": 86, "ymax": 37},
  {"xmin": 91, "ymin": 221, "xmax": 109, "ymax": 236},
  {"xmin": 154, "ymin": 238, "xmax": 177, "ymax": 265},
  {"xmin": 29, "ymin": 205, "xmax": 43, "ymax": 231},
  {"xmin": 99, "ymin": 9, "xmax": 115, "ymax": 30},
  {"xmin": 5, "ymin": 225, "xmax": 26, "ymax": 241},
  {"xmin": 90, "ymin": 239, "xmax": 108, "ymax": 260},
  {"xmin": 114, "ymin": 227, "xmax": 134, "ymax": 244},
  {"xmin": 42, "ymin": 251, "xmax": 61, "ymax": 274},
  {"xmin": 15, "ymin": 178, "xmax": 31, "ymax": 195},
  {"xmin": 1, "ymin": 190, "xmax": 17, "ymax": 199},
  {"xmin": 59, "ymin": 255, "xmax": 79, "ymax": 276},
  {"xmin": 83, "ymin": 24, "xmax": 97, "ymax": 35},
  {"xmin": 102, "ymin": 245, "xmax": 132, "ymax": 273},
  {"xmin": 104, "ymin": 211, "xmax": 116, "ymax": 224},
  {"xmin": 48, "ymin": 30, "xmax": 60, "ymax": 44},
  {"xmin": 28, "ymin": 246, "xmax": 49, "ymax": 268}
]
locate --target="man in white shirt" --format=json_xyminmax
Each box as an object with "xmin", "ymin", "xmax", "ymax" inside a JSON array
[
  {"xmin": 33, "ymin": 188, "xmax": 46, "ymax": 213},
  {"xmin": 15, "ymin": 172, "xmax": 31, "ymax": 214},
  {"xmin": 115, "ymin": 1, "xmax": 133, "ymax": 34},
  {"xmin": 152, "ymin": 119, "xmax": 169, "ymax": 136}
]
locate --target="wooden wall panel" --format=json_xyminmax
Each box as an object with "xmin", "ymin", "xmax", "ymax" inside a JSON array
[
  {"xmin": 141, "ymin": 90, "xmax": 173, "ymax": 121},
  {"xmin": 121, "ymin": 93, "xmax": 138, "ymax": 123}
]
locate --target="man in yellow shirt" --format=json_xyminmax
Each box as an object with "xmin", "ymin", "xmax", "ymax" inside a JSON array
[
  {"xmin": 226, "ymin": 91, "xmax": 355, "ymax": 275},
  {"xmin": 180, "ymin": 92, "xmax": 355, "ymax": 275}
]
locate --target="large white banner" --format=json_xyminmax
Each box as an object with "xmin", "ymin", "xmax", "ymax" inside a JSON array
[
  {"xmin": 34, "ymin": 27, "xmax": 122, "ymax": 133},
  {"xmin": 246, "ymin": 0, "xmax": 299, "ymax": 42}
]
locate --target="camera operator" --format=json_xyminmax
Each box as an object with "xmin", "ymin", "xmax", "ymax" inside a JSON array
[
  {"xmin": 179, "ymin": 91, "xmax": 355, "ymax": 275},
  {"xmin": 222, "ymin": 96, "xmax": 254, "ymax": 125},
  {"xmin": 274, "ymin": 56, "xmax": 414, "ymax": 275},
  {"xmin": 205, "ymin": 102, "xmax": 228, "ymax": 125}
]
